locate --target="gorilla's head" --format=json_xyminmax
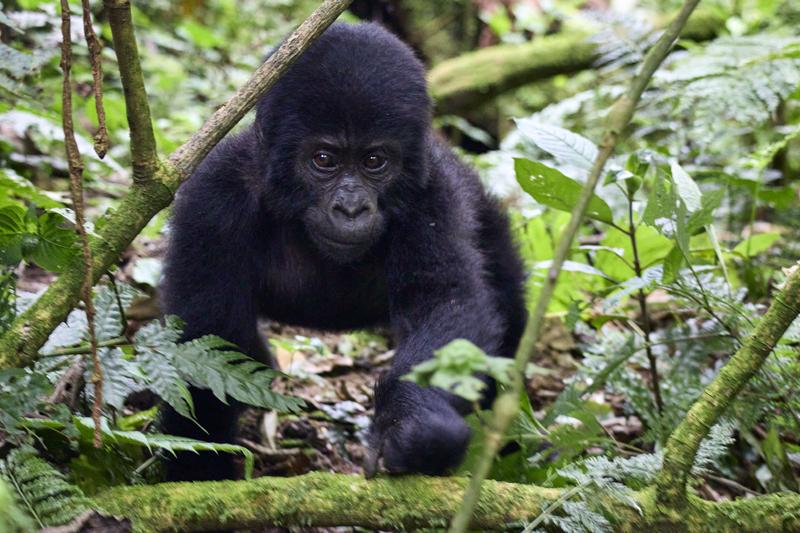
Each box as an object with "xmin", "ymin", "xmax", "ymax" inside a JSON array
[{"xmin": 255, "ymin": 23, "xmax": 431, "ymax": 263}]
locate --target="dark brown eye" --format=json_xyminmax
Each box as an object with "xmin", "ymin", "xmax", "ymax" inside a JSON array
[
  {"xmin": 363, "ymin": 153, "xmax": 387, "ymax": 172},
  {"xmin": 312, "ymin": 151, "xmax": 337, "ymax": 170}
]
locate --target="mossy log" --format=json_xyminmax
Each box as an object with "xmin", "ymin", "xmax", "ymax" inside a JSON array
[
  {"xmin": 90, "ymin": 473, "xmax": 800, "ymax": 532},
  {"xmin": 428, "ymin": 8, "xmax": 725, "ymax": 114}
]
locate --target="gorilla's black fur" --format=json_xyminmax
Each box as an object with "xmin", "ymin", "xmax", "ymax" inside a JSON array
[{"xmin": 161, "ymin": 22, "xmax": 527, "ymax": 481}]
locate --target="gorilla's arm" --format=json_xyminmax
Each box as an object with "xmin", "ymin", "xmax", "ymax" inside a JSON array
[
  {"xmin": 160, "ymin": 137, "xmax": 269, "ymax": 480},
  {"xmin": 372, "ymin": 178, "xmax": 504, "ymax": 475}
]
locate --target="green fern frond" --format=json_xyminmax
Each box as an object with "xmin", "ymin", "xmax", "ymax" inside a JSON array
[
  {"xmin": 657, "ymin": 35, "xmax": 800, "ymax": 134},
  {"xmin": 136, "ymin": 317, "xmax": 304, "ymax": 415},
  {"xmin": 93, "ymin": 284, "xmax": 139, "ymax": 342},
  {"xmin": 175, "ymin": 340, "xmax": 304, "ymax": 413},
  {"xmin": 0, "ymin": 447, "xmax": 90, "ymax": 528},
  {"xmin": 73, "ymin": 417, "xmax": 255, "ymax": 478},
  {"xmin": 0, "ymin": 473, "xmax": 35, "ymax": 532}
]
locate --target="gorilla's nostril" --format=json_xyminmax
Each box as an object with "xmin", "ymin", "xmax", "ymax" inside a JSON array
[{"xmin": 334, "ymin": 201, "xmax": 370, "ymax": 219}]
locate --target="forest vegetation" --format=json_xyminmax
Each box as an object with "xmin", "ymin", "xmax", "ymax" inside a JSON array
[{"xmin": 0, "ymin": 0, "xmax": 799, "ymax": 531}]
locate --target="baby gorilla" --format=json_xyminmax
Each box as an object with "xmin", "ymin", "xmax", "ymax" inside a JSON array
[{"xmin": 161, "ymin": 22, "xmax": 527, "ymax": 481}]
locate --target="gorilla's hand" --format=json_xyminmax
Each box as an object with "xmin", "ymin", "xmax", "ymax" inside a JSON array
[{"xmin": 366, "ymin": 382, "xmax": 470, "ymax": 477}]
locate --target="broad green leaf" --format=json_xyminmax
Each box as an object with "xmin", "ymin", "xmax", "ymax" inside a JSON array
[
  {"xmin": 662, "ymin": 245, "xmax": 684, "ymax": 284},
  {"xmin": 761, "ymin": 422, "xmax": 800, "ymax": 491},
  {"xmin": 178, "ymin": 20, "xmax": 223, "ymax": 49},
  {"xmin": 0, "ymin": 169, "xmax": 64, "ymax": 208},
  {"xmin": 515, "ymin": 158, "xmax": 613, "ymax": 224},
  {"xmin": 0, "ymin": 205, "xmax": 28, "ymax": 265},
  {"xmin": 732, "ymin": 232, "xmax": 781, "ymax": 257},
  {"xmin": 516, "ymin": 120, "xmax": 598, "ymax": 170},
  {"xmin": 671, "ymin": 162, "xmax": 702, "ymax": 213},
  {"xmin": 28, "ymin": 212, "xmax": 78, "ymax": 272},
  {"xmin": 594, "ymin": 226, "xmax": 671, "ymax": 281},
  {"xmin": 642, "ymin": 174, "xmax": 674, "ymax": 228},
  {"xmin": 687, "ymin": 189, "xmax": 724, "ymax": 235}
]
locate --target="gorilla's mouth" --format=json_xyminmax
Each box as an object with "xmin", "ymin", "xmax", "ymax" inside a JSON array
[
  {"xmin": 317, "ymin": 232, "xmax": 368, "ymax": 247},
  {"xmin": 317, "ymin": 233, "xmax": 372, "ymax": 253},
  {"xmin": 312, "ymin": 231, "xmax": 376, "ymax": 262}
]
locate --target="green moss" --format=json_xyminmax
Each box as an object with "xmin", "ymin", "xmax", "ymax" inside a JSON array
[{"xmin": 90, "ymin": 473, "xmax": 800, "ymax": 532}]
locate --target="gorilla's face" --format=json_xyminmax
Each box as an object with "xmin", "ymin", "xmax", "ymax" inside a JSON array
[
  {"xmin": 297, "ymin": 136, "xmax": 399, "ymax": 263},
  {"xmin": 255, "ymin": 24, "xmax": 431, "ymax": 264}
]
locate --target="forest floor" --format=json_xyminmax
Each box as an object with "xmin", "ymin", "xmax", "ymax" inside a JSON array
[{"xmin": 15, "ymin": 232, "xmax": 595, "ymax": 479}]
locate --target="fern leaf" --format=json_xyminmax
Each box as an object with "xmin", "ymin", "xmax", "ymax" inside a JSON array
[
  {"xmin": 657, "ymin": 35, "xmax": 800, "ymax": 135},
  {"xmin": 92, "ymin": 284, "xmax": 139, "ymax": 341},
  {"xmin": 74, "ymin": 417, "xmax": 255, "ymax": 478},
  {"xmin": 174, "ymin": 338, "xmax": 304, "ymax": 413},
  {"xmin": 135, "ymin": 319, "xmax": 196, "ymax": 419},
  {"xmin": 1, "ymin": 447, "xmax": 90, "ymax": 527},
  {"xmin": 90, "ymin": 347, "xmax": 147, "ymax": 410},
  {"xmin": 0, "ymin": 473, "xmax": 35, "ymax": 532}
]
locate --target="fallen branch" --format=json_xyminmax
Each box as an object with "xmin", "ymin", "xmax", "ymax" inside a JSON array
[
  {"xmin": 428, "ymin": 8, "xmax": 724, "ymax": 114},
  {"xmin": 89, "ymin": 473, "xmax": 800, "ymax": 532}
]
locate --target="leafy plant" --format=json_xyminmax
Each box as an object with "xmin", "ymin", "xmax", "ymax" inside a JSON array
[{"xmin": 404, "ymin": 339, "xmax": 514, "ymax": 402}]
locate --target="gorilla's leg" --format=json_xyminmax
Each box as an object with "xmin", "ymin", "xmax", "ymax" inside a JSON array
[{"xmin": 161, "ymin": 389, "xmax": 242, "ymax": 481}]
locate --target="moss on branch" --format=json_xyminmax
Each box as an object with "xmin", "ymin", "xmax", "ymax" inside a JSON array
[
  {"xmin": 89, "ymin": 473, "xmax": 800, "ymax": 532},
  {"xmin": 658, "ymin": 263, "xmax": 800, "ymax": 510},
  {"xmin": 428, "ymin": 8, "xmax": 724, "ymax": 114}
]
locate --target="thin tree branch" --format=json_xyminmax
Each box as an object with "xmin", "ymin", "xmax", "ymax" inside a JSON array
[
  {"xmin": 448, "ymin": 2, "xmax": 702, "ymax": 531},
  {"xmin": 628, "ymin": 195, "xmax": 664, "ymax": 414},
  {"xmin": 104, "ymin": 0, "xmax": 158, "ymax": 182},
  {"xmin": 657, "ymin": 262, "xmax": 800, "ymax": 509},
  {"xmin": 81, "ymin": 0, "xmax": 108, "ymax": 158},
  {"xmin": 59, "ymin": 0, "xmax": 103, "ymax": 448}
]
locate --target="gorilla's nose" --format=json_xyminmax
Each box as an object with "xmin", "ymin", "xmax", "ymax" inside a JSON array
[{"xmin": 332, "ymin": 191, "xmax": 371, "ymax": 220}]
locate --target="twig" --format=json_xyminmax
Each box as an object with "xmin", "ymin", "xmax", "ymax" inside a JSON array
[
  {"xmin": 627, "ymin": 193, "xmax": 664, "ymax": 413},
  {"xmin": 59, "ymin": 0, "xmax": 102, "ymax": 448},
  {"xmin": 41, "ymin": 336, "xmax": 128, "ymax": 357},
  {"xmin": 80, "ymin": 0, "xmax": 108, "ymax": 158},
  {"xmin": 448, "ymin": 2, "xmax": 702, "ymax": 530},
  {"xmin": 106, "ymin": 272, "xmax": 128, "ymax": 327}
]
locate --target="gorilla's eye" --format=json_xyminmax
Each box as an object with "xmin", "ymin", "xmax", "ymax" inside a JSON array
[
  {"xmin": 312, "ymin": 151, "xmax": 338, "ymax": 171},
  {"xmin": 363, "ymin": 153, "xmax": 387, "ymax": 172}
]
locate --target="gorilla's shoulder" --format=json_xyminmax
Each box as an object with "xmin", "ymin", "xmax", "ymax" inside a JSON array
[
  {"xmin": 179, "ymin": 129, "xmax": 259, "ymax": 194},
  {"xmin": 173, "ymin": 128, "xmax": 262, "ymax": 226}
]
